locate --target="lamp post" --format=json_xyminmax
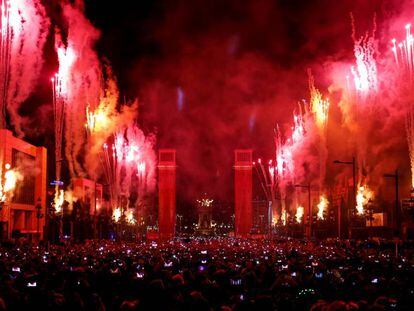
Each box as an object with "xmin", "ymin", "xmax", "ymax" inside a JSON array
[
  {"xmin": 383, "ymin": 169, "xmax": 400, "ymax": 236},
  {"xmin": 333, "ymin": 157, "xmax": 356, "ymax": 238},
  {"xmin": 35, "ymin": 197, "xmax": 43, "ymax": 242},
  {"xmin": 294, "ymin": 183, "xmax": 312, "ymax": 239}
]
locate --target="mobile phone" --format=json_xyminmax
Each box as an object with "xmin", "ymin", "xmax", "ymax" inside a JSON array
[
  {"xmin": 27, "ymin": 282, "xmax": 37, "ymax": 287},
  {"xmin": 291, "ymin": 272, "xmax": 297, "ymax": 277},
  {"xmin": 371, "ymin": 278, "xmax": 378, "ymax": 284},
  {"xmin": 136, "ymin": 272, "xmax": 144, "ymax": 279},
  {"xmin": 12, "ymin": 267, "xmax": 20, "ymax": 272},
  {"xmin": 164, "ymin": 261, "xmax": 173, "ymax": 267},
  {"xmin": 231, "ymin": 279, "xmax": 242, "ymax": 286},
  {"xmin": 315, "ymin": 272, "xmax": 323, "ymax": 279}
]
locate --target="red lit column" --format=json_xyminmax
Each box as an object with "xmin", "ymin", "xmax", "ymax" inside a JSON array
[
  {"xmin": 158, "ymin": 149, "xmax": 176, "ymax": 239},
  {"xmin": 234, "ymin": 149, "xmax": 253, "ymax": 237}
]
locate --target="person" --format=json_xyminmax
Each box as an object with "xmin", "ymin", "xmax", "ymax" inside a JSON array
[{"xmin": 0, "ymin": 237, "xmax": 413, "ymax": 310}]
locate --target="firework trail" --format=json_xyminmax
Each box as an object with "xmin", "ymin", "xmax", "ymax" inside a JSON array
[
  {"xmin": 308, "ymin": 70, "xmax": 329, "ymax": 131},
  {"xmin": 308, "ymin": 69, "xmax": 329, "ymax": 190},
  {"xmin": 55, "ymin": 1, "xmax": 145, "ymax": 184},
  {"xmin": 54, "ymin": 1, "xmax": 101, "ymax": 177},
  {"xmin": 0, "ymin": 0, "xmax": 49, "ymax": 134},
  {"xmin": 336, "ymin": 16, "xmax": 379, "ymax": 214},
  {"xmin": 52, "ymin": 37, "xmax": 77, "ymax": 209},
  {"xmin": 392, "ymin": 24, "xmax": 414, "ymax": 189},
  {"xmin": 350, "ymin": 14, "xmax": 378, "ymax": 96},
  {"xmin": 52, "ymin": 43, "xmax": 76, "ymax": 180},
  {"xmin": 102, "ymin": 125, "xmax": 156, "ymax": 212},
  {"xmin": 392, "ymin": 24, "xmax": 414, "ymax": 83},
  {"xmin": 266, "ymin": 107, "xmax": 307, "ymax": 224}
]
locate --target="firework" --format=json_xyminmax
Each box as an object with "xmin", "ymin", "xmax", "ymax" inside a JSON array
[
  {"xmin": 350, "ymin": 15, "xmax": 378, "ymax": 94},
  {"xmin": 102, "ymin": 125, "xmax": 156, "ymax": 211},
  {"xmin": 52, "ymin": 41, "xmax": 77, "ymax": 209},
  {"xmin": 308, "ymin": 70, "xmax": 330, "ymax": 191},
  {"xmin": 85, "ymin": 103, "xmax": 112, "ymax": 135},
  {"xmin": 112, "ymin": 207, "xmax": 121, "ymax": 223},
  {"xmin": 281, "ymin": 209, "xmax": 287, "ymax": 226},
  {"xmin": 295, "ymin": 206, "xmax": 304, "ymax": 224},
  {"xmin": 392, "ymin": 24, "xmax": 414, "ymax": 82},
  {"xmin": 356, "ymin": 185, "xmax": 373, "ymax": 215},
  {"xmin": 125, "ymin": 209, "xmax": 136, "ymax": 225},
  {"xmin": 291, "ymin": 110, "xmax": 305, "ymax": 145},
  {"xmin": 392, "ymin": 24, "xmax": 414, "ymax": 189},
  {"xmin": 316, "ymin": 195, "xmax": 328, "ymax": 220},
  {"xmin": 0, "ymin": 163, "xmax": 22, "ymax": 202},
  {"xmin": 308, "ymin": 70, "xmax": 330, "ymax": 130},
  {"xmin": 0, "ymin": 0, "xmax": 49, "ymax": 133},
  {"xmin": 54, "ymin": 189, "xmax": 64, "ymax": 214}
]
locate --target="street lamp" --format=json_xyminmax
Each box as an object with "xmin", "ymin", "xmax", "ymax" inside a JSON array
[
  {"xmin": 294, "ymin": 183, "xmax": 312, "ymax": 238},
  {"xmin": 333, "ymin": 157, "xmax": 356, "ymax": 238},
  {"xmin": 383, "ymin": 169, "xmax": 400, "ymax": 236},
  {"xmin": 35, "ymin": 197, "xmax": 44, "ymax": 242}
]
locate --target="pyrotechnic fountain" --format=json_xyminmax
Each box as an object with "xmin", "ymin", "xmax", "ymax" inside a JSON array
[
  {"xmin": 255, "ymin": 107, "xmax": 307, "ymax": 227},
  {"xmin": 295, "ymin": 206, "xmax": 304, "ymax": 224},
  {"xmin": 316, "ymin": 195, "xmax": 328, "ymax": 220},
  {"xmin": 308, "ymin": 70, "xmax": 330, "ymax": 212},
  {"xmin": 308, "ymin": 71, "xmax": 329, "ymax": 130},
  {"xmin": 344, "ymin": 18, "xmax": 378, "ymax": 216},
  {"xmin": 112, "ymin": 207, "xmax": 121, "ymax": 223},
  {"xmin": 281, "ymin": 209, "xmax": 287, "ymax": 226},
  {"xmin": 101, "ymin": 125, "xmax": 155, "ymax": 215},
  {"xmin": 52, "ymin": 43, "xmax": 76, "ymax": 214},
  {"xmin": 0, "ymin": 163, "xmax": 21, "ymax": 203},
  {"xmin": 356, "ymin": 184, "xmax": 374, "ymax": 216}
]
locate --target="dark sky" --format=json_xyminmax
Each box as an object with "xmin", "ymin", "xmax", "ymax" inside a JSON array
[{"xmin": 79, "ymin": 0, "xmax": 388, "ymax": 205}]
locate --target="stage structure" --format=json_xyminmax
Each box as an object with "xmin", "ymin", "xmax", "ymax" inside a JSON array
[
  {"xmin": 158, "ymin": 149, "xmax": 176, "ymax": 239},
  {"xmin": 234, "ymin": 149, "xmax": 253, "ymax": 237},
  {"xmin": 0, "ymin": 129, "xmax": 47, "ymax": 241}
]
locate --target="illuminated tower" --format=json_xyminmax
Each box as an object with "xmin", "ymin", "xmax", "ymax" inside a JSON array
[
  {"xmin": 158, "ymin": 149, "xmax": 176, "ymax": 239},
  {"xmin": 234, "ymin": 149, "xmax": 253, "ymax": 237}
]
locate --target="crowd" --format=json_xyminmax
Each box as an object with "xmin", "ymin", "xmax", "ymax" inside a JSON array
[{"xmin": 1, "ymin": 237, "xmax": 414, "ymax": 310}]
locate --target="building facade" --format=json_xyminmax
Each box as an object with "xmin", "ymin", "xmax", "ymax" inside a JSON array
[{"xmin": 0, "ymin": 129, "xmax": 47, "ymax": 241}]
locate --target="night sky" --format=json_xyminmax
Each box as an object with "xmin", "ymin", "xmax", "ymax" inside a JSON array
[
  {"xmin": 19, "ymin": 0, "xmax": 407, "ymax": 213},
  {"xmin": 80, "ymin": 0, "xmax": 386, "ymax": 203}
]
